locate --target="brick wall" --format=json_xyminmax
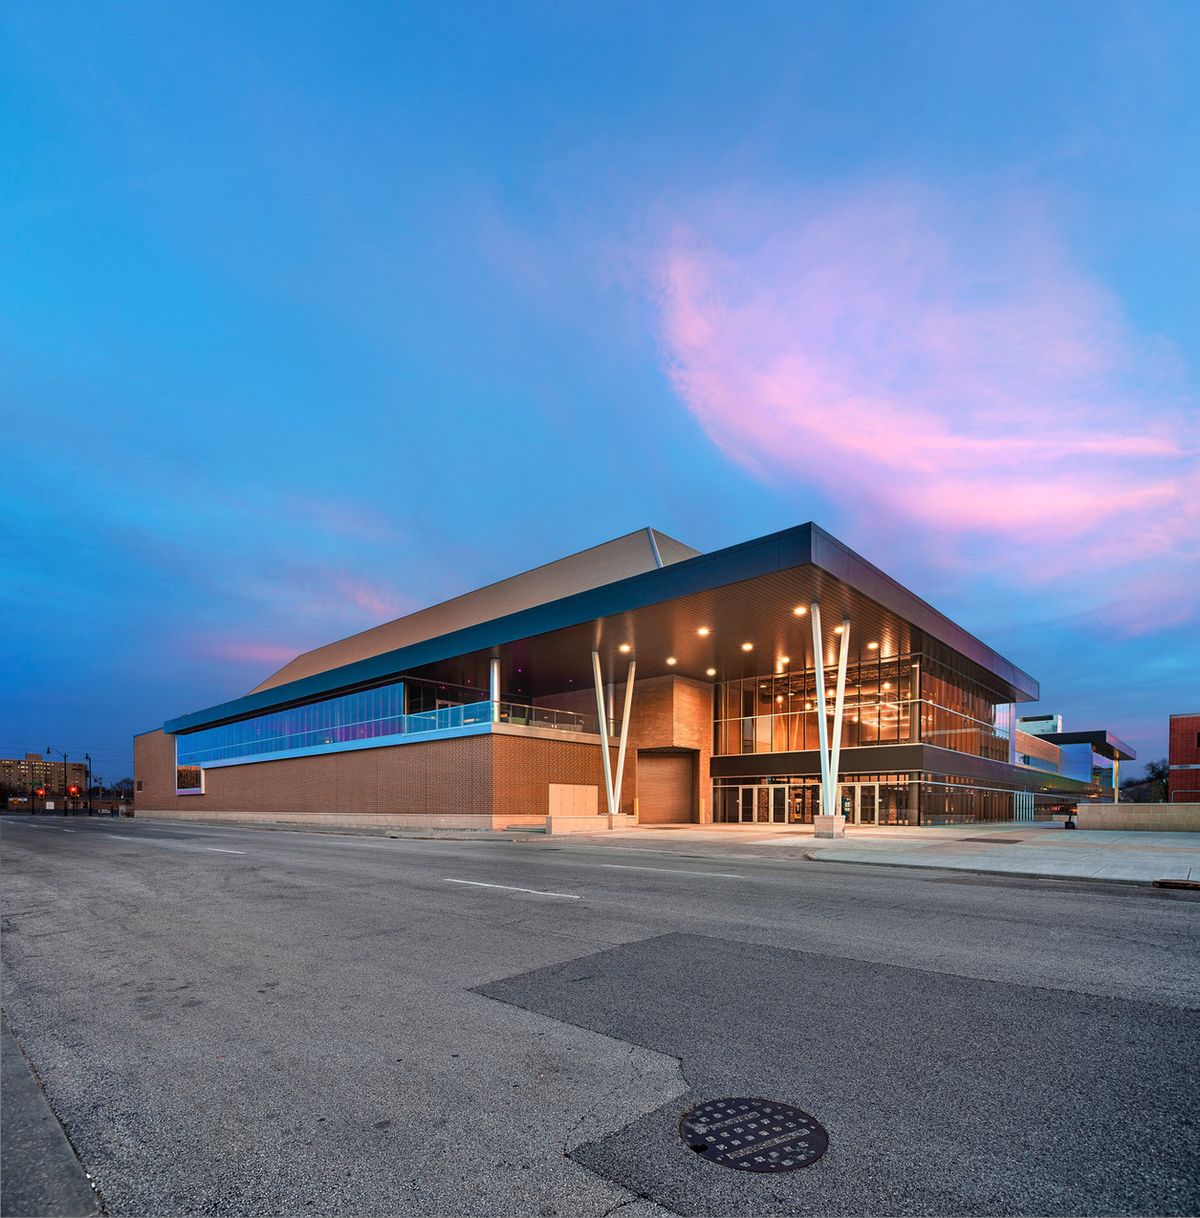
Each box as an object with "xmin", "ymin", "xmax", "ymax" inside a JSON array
[
  {"xmin": 1169, "ymin": 713, "xmax": 1200, "ymax": 803},
  {"xmin": 135, "ymin": 729, "xmax": 493, "ymax": 823}
]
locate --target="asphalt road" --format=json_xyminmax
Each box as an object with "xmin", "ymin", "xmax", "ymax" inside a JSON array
[{"xmin": 2, "ymin": 815, "xmax": 1198, "ymax": 1216}]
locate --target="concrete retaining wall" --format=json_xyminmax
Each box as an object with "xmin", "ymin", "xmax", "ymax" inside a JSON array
[{"xmin": 1074, "ymin": 803, "xmax": 1200, "ymax": 831}]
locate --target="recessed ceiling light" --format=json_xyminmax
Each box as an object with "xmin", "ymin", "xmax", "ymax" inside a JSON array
[
  {"xmin": 666, "ymin": 656, "xmax": 677, "ymax": 666},
  {"xmin": 706, "ymin": 667, "xmax": 717, "ymax": 677},
  {"xmin": 833, "ymin": 625, "xmax": 844, "ymax": 634},
  {"xmin": 793, "ymin": 606, "xmax": 808, "ymax": 616},
  {"xmin": 775, "ymin": 694, "xmax": 784, "ymax": 704},
  {"xmin": 867, "ymin": 641, "xmax": 879, "ymax": 650},
  {"xmin": 697, "ymin": 626, "xmax": 711, "ymax": 637},
  {"xmin": 779, "ymin": 656, "xmax": 790, "ymax": 666},
  {"xmin": 741, "ymin": 642, "xmax": 754, "ymax": 651},
  {"xmin": 882, "ymin": 681, "xmax": 892, "ymax": 690},
  {"xmin": 618, "ymin": 643, "xmax": 631, "ymax": 654}
]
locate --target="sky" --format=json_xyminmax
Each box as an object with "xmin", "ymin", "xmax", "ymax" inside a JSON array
[{"xmin": 1, "ymin": 1, "xmax": 1197, "ymax": 781}]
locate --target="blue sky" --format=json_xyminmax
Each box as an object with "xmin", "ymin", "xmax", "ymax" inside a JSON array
[{"xmin": 2, "ymin": 1, "xmax": 1197, "ymax": 780}]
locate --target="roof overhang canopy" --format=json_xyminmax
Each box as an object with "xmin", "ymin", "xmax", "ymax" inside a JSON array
[
  {"xmin": 1038, "ymin": 730, "xmax": 1137, "ymax": 762},
  {"xmin": 165, "ymin": 523, "xmax": 1039, "ymax": 734}
]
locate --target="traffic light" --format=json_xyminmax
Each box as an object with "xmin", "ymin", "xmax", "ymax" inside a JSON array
[
  {"xmin": 35, "ymin": 787, "xmax": 45, "ymax": 798},
  {"xmin": 68, "ymin": 785, "xmax": 80, "ymax": 797}
]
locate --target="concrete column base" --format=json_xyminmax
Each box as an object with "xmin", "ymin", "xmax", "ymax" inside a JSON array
[{"xmin": 814, "ymin": 814, "xmax": 847, "ymax": 838}]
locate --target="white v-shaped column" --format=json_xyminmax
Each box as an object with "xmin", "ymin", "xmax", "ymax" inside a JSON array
[
  {"xmin": 810, "ymin": 604, "xmax": 852, "ymax": 818},
  {"xmin": 591, "ymin": 650, "xmax": 635, "ymax": 818}
]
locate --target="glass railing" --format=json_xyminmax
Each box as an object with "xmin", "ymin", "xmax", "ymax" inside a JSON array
[
  {"xmin": 495, "ymin": 701, "xmax": 599, "ymax": 734},
  {"xmin": 407, "ymin": 701, "xmax": 599, "ymax": 735}
]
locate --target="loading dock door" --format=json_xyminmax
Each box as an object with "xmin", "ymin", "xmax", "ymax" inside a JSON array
[{"xmin": 638, "ymin": 752, "xmax": 695, "ymax": 824}]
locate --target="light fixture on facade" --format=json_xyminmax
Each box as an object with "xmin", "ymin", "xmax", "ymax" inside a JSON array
[
  {"xmin": 793, "ymin": 605, "xmax": 808, "ymax": 616},
  {"xmin": 779, "ymin": 655, "xmax": 790, "ymax": 666},
  {"xmin": 776, "ymin": 694, "xmax": 784, "ymax": 704},
  {"xmin": 741, "ymin": 641, "xmax": 754, "ymax": 651},
  {"xmin": 867, "ymin": 641, "xmax": 879, "ymax": 650},
  {"xmin": 883, "ymin": 681, "xmax": 892, "ymax": 690},
  {"xmin": 705, "ymin": 667, "xmax": 717, "ymax": 677},
  {"xmin": 666, "ymin": 656, "xmax": 677, "ymax": 666},
  {"xmin": 697, "ymin": 626, "xmax": 711, "ymax": 636},
  {"xmin": 618, "ymin": 643, "xmax": 631, "ymax": 654},
  {"xmin": 833, "ymin": 625, "xmax": 844, "ymax": 634}
]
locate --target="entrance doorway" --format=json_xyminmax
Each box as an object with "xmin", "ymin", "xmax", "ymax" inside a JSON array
[{"xmin": 838, "ymin": 782, "xmax": 879, "ymax": 826}]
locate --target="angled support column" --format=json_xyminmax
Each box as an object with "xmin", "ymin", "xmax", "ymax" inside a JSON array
[
  {"xmin": 591, "ymin": 650, "xmax": 617, "ymax": 817},
  {"xmin": 612, "ymin": 660, "xmax": 636, "ymax": 815},
  {"xmin": 810, "ymin": 603, "xmax": 832, "ymax": 816},
  {"xmin": 828, "ymin": 617, "xmax": 851, "ymax": 815}
]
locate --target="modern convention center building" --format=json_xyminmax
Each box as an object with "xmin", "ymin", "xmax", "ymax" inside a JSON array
[{"xmin": 134, "ymin": 524, "xmax": 1128, "ymax": 831}]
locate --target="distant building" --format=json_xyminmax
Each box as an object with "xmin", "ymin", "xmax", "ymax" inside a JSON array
[
  {"xmin": 1168, "ymin": 713, "xmax": 1200, "ymax": 804},
  {"xmin": 1014, "ymin": 719, "xmax": 1133, "ymax": 800},
  {"xmin": 1016, "ymin": 713, "xmax": 1063, "ymax": 737},
  {"xmin": 0, "ymin": 753, "xmax": 88, "ymax": 800}
]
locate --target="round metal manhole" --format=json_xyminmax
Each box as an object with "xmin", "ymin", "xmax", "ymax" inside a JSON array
[{"xmin": 679, "ymin": 1097, "xmax": 829, "ymax": 1172}]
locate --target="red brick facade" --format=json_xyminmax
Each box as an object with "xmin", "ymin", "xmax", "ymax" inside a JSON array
[{"xmin": 1168, "ymin": 713, "xmax": 1200, "ymax": 803}]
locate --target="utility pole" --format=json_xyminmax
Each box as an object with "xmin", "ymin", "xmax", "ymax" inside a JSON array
[
  {"xmin": 46, "ymin": 747, "xmax": 69, "ymax": 815},
  {"xmin": 85, "ymin": 753, "xmax": 92, "ymax": 814}
]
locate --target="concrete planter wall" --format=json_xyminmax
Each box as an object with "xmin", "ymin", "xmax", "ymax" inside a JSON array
[{"xmin": 1074, "ymin": 803, "xmax": 1200, "ymax": 831}]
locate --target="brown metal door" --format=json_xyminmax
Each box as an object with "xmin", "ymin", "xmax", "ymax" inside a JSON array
[{"xmin": 638, "ymin": 752, "xmax": 695, "ymax": 824}]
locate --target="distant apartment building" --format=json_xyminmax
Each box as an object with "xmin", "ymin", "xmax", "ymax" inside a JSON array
[
  {"xmin": 1168, "ymin": 713, "xmax": 1200, "ymax": 803},
  {"xmin": 0, "ymin": 753, "xmax": 88, "ymax": 797}
]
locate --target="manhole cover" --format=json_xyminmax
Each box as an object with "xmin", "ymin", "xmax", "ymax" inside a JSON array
[{"xmin": 679, "ymin": 1097, "xmax": 828, "ymax": 1172}]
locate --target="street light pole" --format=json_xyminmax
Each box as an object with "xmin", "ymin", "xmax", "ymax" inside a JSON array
[
  {"xmin": 46, "ymin": 746, "xmax": 69, "ymax": 815},
  {"xmin": 85, "ymin": 753, "xmax": 92, "ymax": 814}
]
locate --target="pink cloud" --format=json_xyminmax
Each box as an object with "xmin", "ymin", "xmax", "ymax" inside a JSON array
[
  {"xmin": 204, "ymin": 640, "xmax": 302, "ymax": 666},
  {"xmin": 652, "ymin": 183, "xmax": 1199, "ymax": 629}
]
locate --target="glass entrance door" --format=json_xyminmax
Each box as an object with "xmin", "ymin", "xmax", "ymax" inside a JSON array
[
  {"xmin": 769, "ymin": 785, "xmax": 787, "ymax": 824},
  {"xmin": 858, "ymin": 784, "xmax": 878, "ymax": 825},
  {"xmin": 836, "ymin": 782, "xmax": 880, "ymax": 825},
  {"xmin": 738, "ymin": 787, "xmax": 756, "ymax": 823}
]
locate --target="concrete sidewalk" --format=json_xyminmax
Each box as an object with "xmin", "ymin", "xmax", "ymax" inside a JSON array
[{"xmin": 541, "ymin": 822, "xmax": 1200, "ymax": 886}]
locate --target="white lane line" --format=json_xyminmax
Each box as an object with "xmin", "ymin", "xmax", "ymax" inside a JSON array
[
  {"xmin": 443, "ymin": 878, "xmax": 581, "ymax": 899},
  {"xmin": 62, "ymin": 829, "xmax": 75, "ymax": 833},
  {"xmin": 204, "ymin": 847, "xmax": 245, "ymax": 854},
  {"xmin": 596, "ymin": 863, "xmax": 742, "ymax": 879},
  {"xmin": 108, "ymin": 834, "xmax": 134, "ymax": 840}
]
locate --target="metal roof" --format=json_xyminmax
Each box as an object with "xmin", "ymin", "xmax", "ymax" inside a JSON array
[
  {"xmin": 165, "ymin": 522, "xmax": 1040, "ymax": 735},
  {"xmin": 1036, "ymin": 730, "xmax": 1137, "ymax": 762}
]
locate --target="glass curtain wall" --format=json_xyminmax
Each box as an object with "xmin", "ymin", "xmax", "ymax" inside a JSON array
[
  {"xmin": 176, "ymin": 681, "xmax": 413, "ymax": 766},
  {"xmin": 713, "ymin": 652, "xmax": 1009, "ymax": 762}
]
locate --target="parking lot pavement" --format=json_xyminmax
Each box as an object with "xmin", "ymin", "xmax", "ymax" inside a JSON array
[{"xmin": 2, "ymin": 815, "xmax": 1198, "ymax": 1216}]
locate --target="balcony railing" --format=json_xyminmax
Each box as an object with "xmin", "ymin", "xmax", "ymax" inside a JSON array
[{"xmin": 394, "ymin": 700, "xmax": 600, "ymax": 737}]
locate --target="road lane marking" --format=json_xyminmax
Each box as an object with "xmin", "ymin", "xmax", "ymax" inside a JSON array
[
  {"xmin": 205, "ymin": 847, "xmax": 245, "ymax": 854},
  {"xmin": 62, "ymin": 829, "xmax": 75, "ymax": 833},
  {"xmin": 595, "ymin": 863, "xmax": 742, "ymax": 879},
  {"xmin": 443, "ymin": 878, "xmax": 580, "ymax": 899}
]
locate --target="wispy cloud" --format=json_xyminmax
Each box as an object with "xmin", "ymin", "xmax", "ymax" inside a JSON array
[{"xmin": 652, "ymin": 182, "xmax": 1199, "ymax": 629}]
